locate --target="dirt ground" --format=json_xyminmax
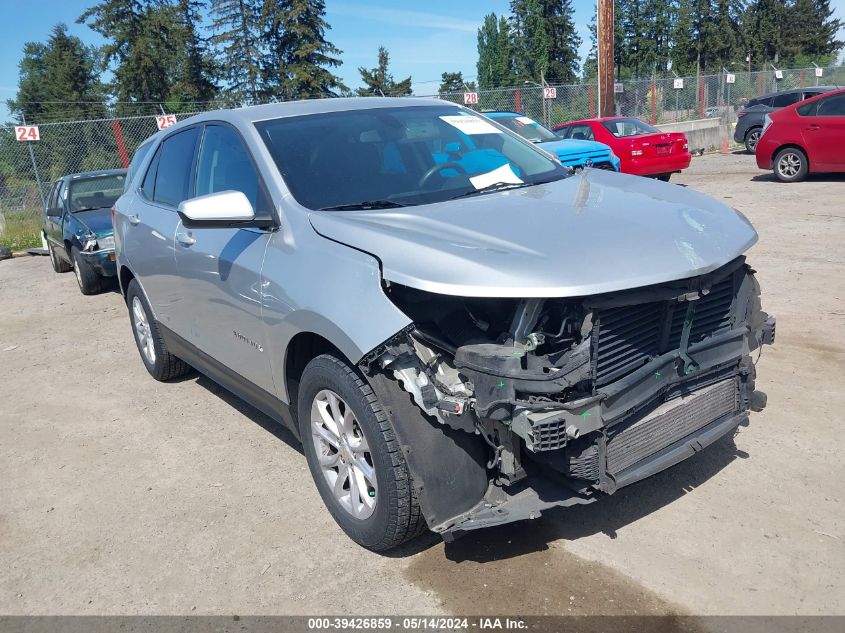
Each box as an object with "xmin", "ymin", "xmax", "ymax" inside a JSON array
[{"xmin": 1, "ymin": 152, "xmax": 843, "ymax": 618}]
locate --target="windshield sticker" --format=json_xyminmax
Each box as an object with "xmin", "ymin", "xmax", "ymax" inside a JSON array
[
  {"xmin": 470, "ymin": 163, "xmax": 524, "ymax": 190},
  {"xmin": 515, "ymin": 116, "xmax": 536, "ymax": 125},
  {"xmin": 440, "ymin": 115, "xmax": 502, "ymax": 135}
]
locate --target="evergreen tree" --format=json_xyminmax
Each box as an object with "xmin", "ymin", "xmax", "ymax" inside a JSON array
[
  {"xmin": 261, "ymin": 0, "xmax": 346, "ymax": 100},
  {"xmin": 540, "ymin": 0, "xmax": 581, "ymax": 83},
  {"xmin": 786, "ymin": 0, "xmax": 843, "ymax": 63},
  {"xmin": 8, "ymin": 24, "xmax": 106, "ymax": 123},
  {"xmin": 78, "ymin": 0, "xmax": 179, "ymax": 107},
  {"xmin": 710, "ymin": 0, "xmax": 745, "ymax": 70},
  {"xmin": 742, "ymin": 0, "xmax": 789, "ymax": 66},
  {"xmin": 438, "ymin": 72, "xmax": 474, "ymax": 94},
  {"xmin": 210, "ymin": 0, "xmax": 264, "ymax": 103},
  {"xmin": 671, "ymin": 0, "xmax": 698, "ymax": 74},
  {"xmin": 510, "ymin": 0, "xmax": 551, "ymax": 82},
  {"xmin": 169, "ymin": 0, "xmax": 217, "ymax": 106},
  {"xmin": 356, "ymin": 47, "xmax": 412, "ymax": 97}
]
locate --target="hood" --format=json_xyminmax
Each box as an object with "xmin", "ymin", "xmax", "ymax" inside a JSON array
[
  {"xmin": 537, "ymin": 138, "xmax": 611, "ymax": 158},
  {"xmin": 73, "ymin": 207, "xmax": 114, "ymax": 237},
  {"xmin": 308, "ymin": 170, "xmax": 758, "ymax": 298}
]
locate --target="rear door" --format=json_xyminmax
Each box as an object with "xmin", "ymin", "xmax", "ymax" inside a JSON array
[
  {"xmin": 799, "ymin": 93, "xmax": 845, "ymax": 169},
  {"xmin": 173, "ymin": 123, "xmax": 275, "ymax": 393},
  {"xmin": 122, "ymin": 126, "xmax": 201, "ymax": 328}
]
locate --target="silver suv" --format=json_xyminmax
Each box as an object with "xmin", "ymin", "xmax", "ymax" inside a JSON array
[{"xmin": 114, "ymin": 98, "xmax": 775, "ymax": 551}]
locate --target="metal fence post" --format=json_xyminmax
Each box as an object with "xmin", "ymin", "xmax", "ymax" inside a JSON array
[{"xmin": 21, "ymin": 114, "xmax": 45, "ymax": 208}]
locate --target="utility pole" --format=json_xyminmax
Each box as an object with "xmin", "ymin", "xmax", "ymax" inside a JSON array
[{"xmin": 597, "ymin": 0, "xmax": 615, "ymax": 117}]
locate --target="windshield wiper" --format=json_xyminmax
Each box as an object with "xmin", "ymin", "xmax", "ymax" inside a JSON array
[
  {"xmin": 450, "ymin": 181, "xmax": 533, "ymax": 200},
  {"xmin": 317, "ymin": 199, "xmax": 410, "ymax": 211}
]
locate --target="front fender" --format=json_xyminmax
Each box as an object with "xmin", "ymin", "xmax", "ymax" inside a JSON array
[{"xmin": 261, "ymin": 218, "xmax": 412, "ymax": 403}]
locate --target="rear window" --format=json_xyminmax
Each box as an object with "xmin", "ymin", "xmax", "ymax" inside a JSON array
[
  {"xmin": 602, "ymin": 118, "xmax": 659, "ymax": 137},
  {"xmin": 747, "ymin": 96, "xmax": 772, "ymax": 108},
  {"xmin": 772, "ymin": 92, "xmax": 801, "ymax": 108}
]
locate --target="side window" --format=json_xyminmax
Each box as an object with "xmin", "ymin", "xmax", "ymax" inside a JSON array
[
  {"xmin": 45, "ymin": 182, "xmax": 59, "ymax": 211},
  {"xmin": 772, "ymin": 92, "xmax": 800, "ymax": 108},
  {"xmin": 802, "ymin": 91, "xmax": 823, "ymax": 101},
  {"xmin": 125, "ymin": 141, "xmax": 153, "ymax": 192},
  {"xmin": 141, "ymin": 146, "xmax": 161, "ymax": 200},
  {"xmin": 797, "ymin": 100, "xmax": 817, "ymax": 117},
  {"xmin": 569, "ymin": 125, "xmax": 595, "ymax": 141},
  {"xmin": 152, "ymin": 127, "xmax": 201, "ymax": 207},
  {"xmin": 816, "ymin": 94, "xmax": 845, "ymax": 117},
  {"xmin": 195, "ymin": 124, "xmax": 266, "ymax": 211},
  {"xmin": 556, "ymin": 126, "xmax": 572, "ymax": 138}
]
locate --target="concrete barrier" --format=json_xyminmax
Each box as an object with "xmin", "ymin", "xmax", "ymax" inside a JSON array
[{"xmin": 656, "ymin": 118, "xmax": 726, "ymax": 153}]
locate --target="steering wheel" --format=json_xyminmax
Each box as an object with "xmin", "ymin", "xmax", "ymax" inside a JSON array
[{"xmin": 417, "ymin": 162, "xmax": 467, "ymax": 188}]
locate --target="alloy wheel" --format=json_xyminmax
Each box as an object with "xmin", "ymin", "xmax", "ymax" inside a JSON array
[
  {"xmin": 310, "ymin": 389, "xmax": 378, "ymax": 520},
  {"xmin": 132, "ymin": 296, "xmax": 156, "ymax": 364},
  {"xmin": 776, "ymin": 151, "xmax": 802, "ymax": 179},
  {"xmin": 747, "ymin": 130, "xmax": 761, "ymax": 152}
]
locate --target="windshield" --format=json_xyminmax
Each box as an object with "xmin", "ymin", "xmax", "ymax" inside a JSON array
[
  {"xmin": 69, "ymin": 174, "xmax": 125, "ymax": 212},
  {"xmin": 255, "ymin": 105, "xmax": 568, "ymax": 210},
  {"xmin": 602, "ymin": 118, "xmax": 660, "ymax": 138},
  {"xmin": 491, "ymin": 115, "xmax": 559, "ymax": 143}
]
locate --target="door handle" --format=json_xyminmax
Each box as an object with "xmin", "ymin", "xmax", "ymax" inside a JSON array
[
  {"xmin": 805, "ymin": 124, "xmax": 820, "ymax": 131},
  {"xmin": 128, "ymin": 214, "xmax": 140, "ymax": 225},
  {"xmin": 176, "ymin": 232, "xmax": 196, "ymax": 246}
]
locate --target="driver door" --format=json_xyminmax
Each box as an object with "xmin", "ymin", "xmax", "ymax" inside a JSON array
[{"xmin": 173, "ymin": 123, "xmax": 275, "ymax": 393}]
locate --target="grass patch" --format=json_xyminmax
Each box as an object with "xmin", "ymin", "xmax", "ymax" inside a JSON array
[{"xmin": 0, "ymin": 210, "xmax": 43, "ymax": 251}]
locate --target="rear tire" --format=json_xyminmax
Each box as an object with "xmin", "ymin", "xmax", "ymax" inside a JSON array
[
  {"xmin": 48, "ymin": 241, "xmax": 71, "ymax": 273},
  {"xmin": 744, "ymin": 128, "xmax": 762, "ymax": 153},
  {"xmin": 773, "ymin": 147, "xmax": 808, "ymax": 183},
  {"xmin": 656, "ymin": 173, "xmax": 671, "ymax": 182},
  {"xmin": 126, "ymin": 279, "xmax": 191, "ymax": 381},
  {"xmin": 71, "ymin": 246, "xmax": 102, "ymax": 295},
  {"xmin": 298, "ymin": 354, "xmax": 426, "ymax": 551}
]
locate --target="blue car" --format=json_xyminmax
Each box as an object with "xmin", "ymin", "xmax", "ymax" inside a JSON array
[
  {"xmin": 485, "ymin": 112, "xmax": 621, "ymax": 172},
  {"xmin": 42, "ymin": 169, "xmax": 126, "ymax": 294}
]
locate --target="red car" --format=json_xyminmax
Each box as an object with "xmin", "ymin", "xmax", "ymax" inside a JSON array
[
  {"xmin": 755, "ymin": 88, "xmax": 845, "ymax": 182},
  {"xmin": 554, "ymin": 117, "xmax": 691, "ymax": 181}
]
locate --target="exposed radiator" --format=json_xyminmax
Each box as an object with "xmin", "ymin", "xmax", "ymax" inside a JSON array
[
  {"xmin": 606, "ymin": 378, "xmax": 738, "ymax": 474},
  {"xmin": 593, "ymin": 275, "xmax": 737, "ymax": 387}
]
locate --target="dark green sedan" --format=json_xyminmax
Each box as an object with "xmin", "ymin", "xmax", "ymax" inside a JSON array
[{"xmin": 42, "ymin": 169, "xmax": 126, "ymax": 295}]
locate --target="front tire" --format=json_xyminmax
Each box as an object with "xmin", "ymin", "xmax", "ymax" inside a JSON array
[
  {"xmin": 70, "ymin": 246, "xmax": 102, "ymax": 295},
  {"xmin": 298, "ymin": 354, "xmax": 425, "ymax": 551},
  {"xmin": 773, "ymin": 147, "xmax": 808, "ymax": 183},
  {"xmin": 656, "ymin": 173, "xmax": 671, "ymax": 182},
  {"xmin": 126, "ymin": 279, "xmax": 191, "ymax": 381},
  {"xmin": 48, "ymin": 241, "xmax": 71, "ymax": 273},
  {"xmin": 745, "ymin": 127, "xmax": 762, "ymax": 153}
]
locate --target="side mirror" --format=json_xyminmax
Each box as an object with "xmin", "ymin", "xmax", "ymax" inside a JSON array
[
  {"xmin": 46, "ymin": 206, "xmax": 62, "ymax": 218},
  {"xmin": 177, "ymin": 190, "xmax": 256, "ymax": 228}
]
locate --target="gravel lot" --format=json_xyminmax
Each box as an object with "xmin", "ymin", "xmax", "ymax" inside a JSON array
[{"xmin": 1, "ymin": 152, "xmax": 843, "ymax": 618}]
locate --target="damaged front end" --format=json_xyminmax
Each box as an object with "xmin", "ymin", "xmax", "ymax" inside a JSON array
[{"xmin": 360, "ymin": 256, "xmax": 775, "ymax": 541}]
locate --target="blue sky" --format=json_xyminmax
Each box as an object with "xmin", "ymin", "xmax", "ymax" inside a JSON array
[{"xmin": 0, "ymin": 0, "xmax": 843, "ymax": 119}]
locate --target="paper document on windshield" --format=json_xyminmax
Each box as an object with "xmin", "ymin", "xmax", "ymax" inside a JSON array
[
  {"xmin": 440, "ymin": 115, "xmax": 502, "ymax": 135},
  {"xmin": 515, "ymin": 116, "xmax": 536, "ymax": 125},
  {"xmin": 469, "ymin": 164, "xmax": 524, "ymax": 190}
]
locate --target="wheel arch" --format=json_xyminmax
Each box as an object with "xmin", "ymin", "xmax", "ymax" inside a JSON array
[
  {"xmin": 118, "ymin": 264, "xmax": 135, "ymax": 300},
  {"xmin": 773, "ymin": 143, "xmax": 810, "ymax": 170},
  {"xmin": 744, "ymin": 124, "xmax": 763, "ymax": 139},
  {"xmin": 284, "ymin": 331, "xmax": 344, "ymax": 411}
]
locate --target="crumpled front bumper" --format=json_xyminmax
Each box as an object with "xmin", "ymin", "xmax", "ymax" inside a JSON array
[{"xmin": 79, "ymin": 248, "xmax": 117, "ymax": 276}]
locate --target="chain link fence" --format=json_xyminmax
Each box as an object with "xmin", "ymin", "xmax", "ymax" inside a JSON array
[
  {"xmin": 1, "ymin": 64, "xmax": 843, "ymax": 250},
  {"xmin": 440, "ymin": 64, "xmax": 845, "ymax": 129}
]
